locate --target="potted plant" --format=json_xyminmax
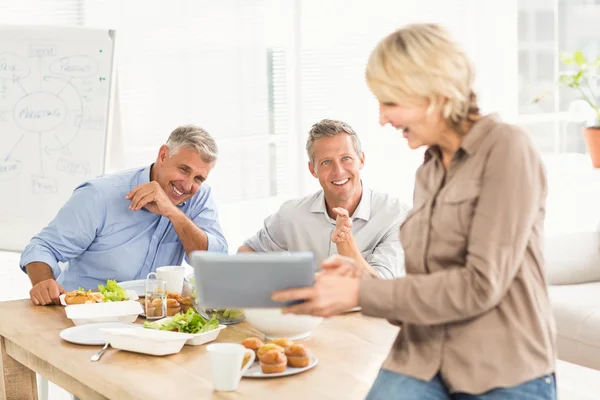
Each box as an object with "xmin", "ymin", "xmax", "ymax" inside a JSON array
[{"xmin": 556, "ymin": 51, "xmax": 600, "ymax": 167}]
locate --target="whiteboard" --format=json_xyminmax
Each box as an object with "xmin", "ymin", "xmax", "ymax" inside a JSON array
[{"xmin": 0, "ymin": 26, "xmax": 116, "ymax": 251}]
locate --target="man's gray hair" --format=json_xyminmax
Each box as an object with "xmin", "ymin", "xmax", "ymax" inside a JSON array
[
  {"xmin": 306, "ymin": 119, "xmax": 362, "ymax": 164},
  {"xmin": 166, "ymin": 125, "xmax": 218, "ymax": 164}
]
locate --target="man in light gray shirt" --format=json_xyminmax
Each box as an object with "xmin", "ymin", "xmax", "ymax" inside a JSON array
[{"xmin": 238, "ymin": 119, "xmax": 408, "ymax": 278}]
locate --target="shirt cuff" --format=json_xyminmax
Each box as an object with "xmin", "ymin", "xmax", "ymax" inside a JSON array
[
  {"xmin": 206, "ymin": 232, "xmax": 227, "ymax": 253},
  {"xmin": 19, "ymin": 250, "xmax": 61, "ymax": 279}
]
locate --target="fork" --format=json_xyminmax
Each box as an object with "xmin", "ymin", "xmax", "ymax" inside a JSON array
[{"xmin": 90, "ymin": 342, "xmax": 109, "ymax": 362}]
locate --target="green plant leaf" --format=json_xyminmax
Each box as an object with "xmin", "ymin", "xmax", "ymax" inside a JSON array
[
  {"xmin": 559, "ymin": 74, "xmax": 575, "ymax": 86},
  {"xmin": 560, "ymin": 52, "xmax": 574, "ymax": 65},
  {"xmin": 574, "ymin": 50, "xmax": 586, "ymax": 66}
]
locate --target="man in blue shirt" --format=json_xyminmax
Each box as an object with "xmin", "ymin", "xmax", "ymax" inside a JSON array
[{"xmin": 20, "ymin": 125, "xmax": 228, "ymax": 305}]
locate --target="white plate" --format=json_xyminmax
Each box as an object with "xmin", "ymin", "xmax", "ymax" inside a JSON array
[
  {"xmin": 60, "ymin": 290, "xmax": 139, "ymax": 306},
  {"xmin": 148, "ymin": 317, "xmax": 227, "ymax": 346},
  {"xmin": 117, "ymin": 280, "xmax": 146, "ymax": 297},
  {"xmin": 346, "ymin": 306, "xmax": 362, "ymax": 313},
  {"xmin": 59, "ymin": 322, "xmax": 139, "ymax": 345},
  {"xmin": 243, "ymin": 354, "xmax": 318, "ymax": 378}
]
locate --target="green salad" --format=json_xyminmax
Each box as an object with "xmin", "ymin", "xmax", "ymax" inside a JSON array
[
  {"xmin": 143, "ymin": 308, "xmax": 219, "ymax": 334},
  {"xmin": 205, "ymin": 308, "xmax": 245, "ymax": 321},
  {"xmin": 97, "ymin": 280, "xmax": 129, "ymax": 302},
  {"xmin": 187, "ymin": 277, "xmax": 244, "ymax": 322}
]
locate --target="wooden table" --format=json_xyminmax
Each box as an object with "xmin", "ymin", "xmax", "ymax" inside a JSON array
[
  {"xmin": 0, "ymin": 300, "xmax": 396, "ymax": 399},
  {"xmin": 0, "ymin": 299, "xmax": 599, "ymax": 400}
]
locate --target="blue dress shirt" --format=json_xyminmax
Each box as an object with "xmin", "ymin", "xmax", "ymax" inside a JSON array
[{"xmin": 20, "ymin": 165, "xmax": 228, "ymax": 291}]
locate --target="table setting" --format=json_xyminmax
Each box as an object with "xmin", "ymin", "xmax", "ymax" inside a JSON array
[{"xmin": 54, "ymin": 262, "xmax": 331, "ymax": 394}]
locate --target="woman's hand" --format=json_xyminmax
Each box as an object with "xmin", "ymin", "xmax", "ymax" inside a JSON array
[{"xmin": 272, "ymin": 273, "xmax": 360, "ymax": 318}]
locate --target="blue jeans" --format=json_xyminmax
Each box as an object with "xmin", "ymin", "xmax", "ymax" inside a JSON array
[{"xmin": 365, "ymin": 369, "xmax": 556, "ymax": 400}]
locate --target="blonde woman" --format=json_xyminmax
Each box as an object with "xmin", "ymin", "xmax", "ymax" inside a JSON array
[{"xmin": 273, "ymin": 23, "xmax": 556, "ymax": 399}]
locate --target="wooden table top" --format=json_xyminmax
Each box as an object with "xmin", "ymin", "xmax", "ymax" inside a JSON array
[
  {"xmin": 0, "ymin": 299, "xmax": 397, "ymax": 399},
  {"xmin": 1, "ymin": 299, "xmax": 600, "ymax": 400}
]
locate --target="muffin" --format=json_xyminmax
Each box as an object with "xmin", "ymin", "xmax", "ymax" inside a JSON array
[
  {"xmin": 269, "ymin": 338, "xmax": 293, "ymax": 349},
  {"xmin": 285, "ymin": 344, "xmax": 310, "ymax": 368},
  {"xmin": 241, "ymin": 337, "xmax": 264, "ymax": 358},
  {"xmin": 257, "ymin": 343, "xmax": 284, "ymax": 361},
  {"xmin": 260, "ymin": 349, "xmax": 287, "ymax": 374},
  {"xmin": 166, "ymin": 298, "xmax": 181, "ymax": 317}
]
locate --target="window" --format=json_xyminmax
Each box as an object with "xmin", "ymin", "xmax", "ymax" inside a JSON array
[
  {"xmin": 0, "ymin": 0, "xmax": 524, "ymax": 246},
  {"xmin": 517, "ymin": 0, "xmax": 600, "ymax": 154}
]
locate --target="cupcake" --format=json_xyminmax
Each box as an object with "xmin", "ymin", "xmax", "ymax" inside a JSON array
[
  {"xmin": 257, "ymin": 343, "xmax": 284, "ymax": 361},
  {"xmin": 241, "ymin": 337, "xmax": 264, "ymax": 358},
  {"xmin": 269, "ymin": 338, "xmax": 293, "ymax": 349},
  {"xmin": 285, "ymin": 344, "xmax": 310, "ymax": 368},
  {"xmin": 260, "ymin": 349, "xmax": 287, "ymax": 374}
]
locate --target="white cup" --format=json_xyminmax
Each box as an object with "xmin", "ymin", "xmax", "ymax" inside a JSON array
[
  {"xmin": 156, "ymin": 265, "xmax": 186, "ymax": 293},
  {"xmin": 206, "ymin": 343, "xmax": 255, "ymax": 391}
]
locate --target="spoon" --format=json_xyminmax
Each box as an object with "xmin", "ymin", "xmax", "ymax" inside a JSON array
[{"xmin": 90, "ymin": 342, "xmax": 109, "ymax": 362}]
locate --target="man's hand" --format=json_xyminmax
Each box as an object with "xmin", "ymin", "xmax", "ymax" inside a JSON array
[
  {"xmin": 29, "ymin": 279, "xmax": 66, "ymax": 306},
  {"xmin": 331, "ymin": 207, "xmax": 352, "ymax": 244},
  {"xmin": 126, "ymin": 181, "xmax": 178, "ymax": 217},
  {"xmin": 319, "ymin": 254, "xmax": 366, "ymax": 279}
]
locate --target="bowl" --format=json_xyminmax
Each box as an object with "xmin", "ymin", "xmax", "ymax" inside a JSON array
[
  {"xmin": 183, "ymin": 274, "xmax": 245, "ymax": 324},
  {"xmin": 243, "ymin": 308, "xmax": 323, "ymax": 340}
]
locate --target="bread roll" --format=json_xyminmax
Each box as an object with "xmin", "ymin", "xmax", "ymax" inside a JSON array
[{"xmin": 64, "ymin": 291, "xmax": 96, "ymax": 305}]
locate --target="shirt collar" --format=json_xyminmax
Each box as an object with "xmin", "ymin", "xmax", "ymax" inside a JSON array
[
  {"xmin": 137, "ymin": 164, "xmax": 153, "ymax": 186},
  {"xmin": 460, "ymin": 113, "xmax": 499, "ymax": 155},
  {"xmin": 424, "ymin": 113, "xmax": 499, "ymax": 162},
  {"xmin": 309, "ymin": 185, "xmax": 371, "ymax": 222}
]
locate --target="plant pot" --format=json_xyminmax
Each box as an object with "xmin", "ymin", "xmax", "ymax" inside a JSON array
[{"xmin": 583, "ymin": 127, "xmax": 600, "ymax": 168}]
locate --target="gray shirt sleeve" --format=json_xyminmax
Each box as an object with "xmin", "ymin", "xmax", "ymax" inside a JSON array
[
  {"xmin": 243, "ymin": 209, "xmax": 288, "ymax": 252},
  {"xmin": 366, "ymin": 203, "xmax": 408, "ymax": 279}
]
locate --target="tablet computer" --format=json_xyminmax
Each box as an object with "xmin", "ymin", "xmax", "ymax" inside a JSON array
[{"xmin": 190, "ymin": 251, "xmax": 316, "ymax": 308}]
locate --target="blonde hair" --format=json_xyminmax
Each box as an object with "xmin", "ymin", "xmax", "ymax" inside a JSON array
[{"xmin": 365, "ymin": 23, "xmax": 479, "ymax": 130}]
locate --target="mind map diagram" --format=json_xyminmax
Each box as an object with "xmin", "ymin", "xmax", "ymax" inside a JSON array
[{"xmin": 0, "ymin": 43, "xmax": 110, "ymax": 194}]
